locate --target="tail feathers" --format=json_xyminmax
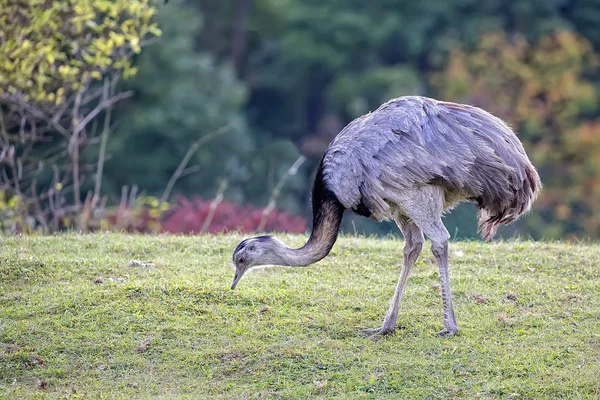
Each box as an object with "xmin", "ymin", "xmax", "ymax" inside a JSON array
[
  {"xmin": 477, "ymin": 164, "xmax": 541, "ymax": 241},
  {"xmin": 477, "ymin": 209, "xmax": 500, "ymax": 242}
]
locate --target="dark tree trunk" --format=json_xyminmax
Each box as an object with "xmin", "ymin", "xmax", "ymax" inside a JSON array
[{"xmin": 230, "ymin": 0, "xmax": 252, "ymax": 75}]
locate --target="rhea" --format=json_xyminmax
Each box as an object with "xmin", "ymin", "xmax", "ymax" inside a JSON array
[{"xmin": 231, "ymin": 96, "xmax": 541, "ymax": 336}]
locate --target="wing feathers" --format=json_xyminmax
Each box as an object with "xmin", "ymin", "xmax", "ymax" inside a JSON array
[{"xmin": 323, "ymin": 96, "xmax": 540, "ymax": 224}]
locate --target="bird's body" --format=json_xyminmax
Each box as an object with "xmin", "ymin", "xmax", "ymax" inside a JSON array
[
  {"xmin": 232, "ymin": 95, "xmax": 541, "ymax": 337},
  {"xmin": 323, "ymin": 96, "xmax": 539, "ymax": 239}
]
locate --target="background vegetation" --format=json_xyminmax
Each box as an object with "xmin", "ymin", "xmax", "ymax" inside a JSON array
[{"xmin": 2, "ymin": 0, "xmax": 600, "ymax": 239}]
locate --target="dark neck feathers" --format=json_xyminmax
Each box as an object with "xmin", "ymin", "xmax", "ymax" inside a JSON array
[{"xmin": 294, "ymin": 158, "xmax": 344, "ymax": 265}]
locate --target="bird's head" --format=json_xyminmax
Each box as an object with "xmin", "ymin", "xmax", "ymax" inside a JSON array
[{"xmin": 231, "ymin": 235, "xmax": 279, "ymax": 289}]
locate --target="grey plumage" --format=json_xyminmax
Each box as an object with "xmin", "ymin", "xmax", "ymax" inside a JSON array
[
  {"xmin": 323, "ymin": 96, "xmax": 540, "ymax": 240},
  {"xmin": 232, "ymin": 95, "xmax": 541, "ymax": 337}
]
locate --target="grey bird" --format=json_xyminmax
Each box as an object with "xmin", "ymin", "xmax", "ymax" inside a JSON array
[{"xmin": 231, "ymin": 96, "xmax": 541, "ymax": 337}]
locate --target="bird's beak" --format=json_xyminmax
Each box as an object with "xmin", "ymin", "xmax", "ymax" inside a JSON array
[{"xmin": 231, "ymin": 270, "xmax": 243, "ymax": 290}]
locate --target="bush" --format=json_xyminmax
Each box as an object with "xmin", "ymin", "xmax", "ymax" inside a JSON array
[{"xmin": 0, "ymin": 193, "xmax": 308, "ymax": 235}]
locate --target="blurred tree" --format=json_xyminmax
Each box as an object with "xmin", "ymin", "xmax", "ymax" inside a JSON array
[
  {"xmin": 432, "ymin": 30, "xmax": 600, "ymax": 239},
  {"xmin": 105, "ymin": 4, "xmax": 248, "ymax": 200},
  {"xmin": 236, "ymin": 0, "xmax": 573, "ymax": 142},
  {"xmin": 562, "ymin": 0, "xmax": 600, "ymax": 51}
]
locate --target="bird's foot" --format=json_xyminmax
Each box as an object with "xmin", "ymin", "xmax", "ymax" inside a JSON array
[
  {"xmin": 360, "ymin": 325, "xmax": 395, "ymax": 338},
  {"xmin": 436, "ymin": 326, "xmax": 458, "ymax": 337}
]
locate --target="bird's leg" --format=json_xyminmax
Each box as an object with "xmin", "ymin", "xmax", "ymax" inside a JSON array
[
  {"xmin": 362, "ymin": 222, "xmax": 423, "ymax": 337},
  {"xmin": 431, "ymin": 239, "xmax": 458, "ymax": 336},
  {"xmin": 385, "ymin": 187, "xmax": 457, "ymax": 337}
]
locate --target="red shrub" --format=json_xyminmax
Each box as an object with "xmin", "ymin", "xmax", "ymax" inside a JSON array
[{"xmin": 160, "ymin": 196, "xmax": 307, "ymax": 234}]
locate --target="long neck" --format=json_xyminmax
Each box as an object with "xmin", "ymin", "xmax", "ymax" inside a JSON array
[{"xmin": 276, "ymin": 162, "xmax": 345, "ymax": 266}]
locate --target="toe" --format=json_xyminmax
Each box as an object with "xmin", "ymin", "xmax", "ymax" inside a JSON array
[
  {"xmin": 360, "ymin": 327, "xmax": 382, "ymax": 336},
  {"xmin": 436, "ymin": 327, "xmax": 458, "ymax": 337},
  {"xmin": 360, "ymin": 326, "xmax": 395, "ymax": 337}
]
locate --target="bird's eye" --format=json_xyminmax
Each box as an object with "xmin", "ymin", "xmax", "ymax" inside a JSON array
[{"xmin": 248, "ymin": 246, "xmax": 255, "ymax": 252}]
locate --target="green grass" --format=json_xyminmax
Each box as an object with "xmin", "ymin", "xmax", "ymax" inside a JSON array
[{"xmin": 1, "ymin": 234, "xmax": 599, "ymax": 399}]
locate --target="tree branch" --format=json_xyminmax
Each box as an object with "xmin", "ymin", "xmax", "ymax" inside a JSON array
[
  {"xmin": 258, "ymin": 155, "xmax": 306, "ymax": 231},
  {"xmin": 160, "ymin": 124, "xmax": 232, "ymax": 203},
  {"xmin": 93, "ymin": 76, "xmax": 114, "ymax": 201},
  {"xmin": 201, "ymin": 179, "xmax": 228, "ymax": 233},
  {"xmin": 71, "ymin": 88, "xmax": 84, "ymax": 207},
  {"xmin": 73, "ymin": 89, "xmax": 133, "ymax": 137}
]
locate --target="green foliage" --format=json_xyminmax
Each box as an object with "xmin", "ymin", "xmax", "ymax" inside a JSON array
[
  {"xmin": 563, "ymin": 0, "xmax": 600, "ymax": 51},
  {"xmin": 0, "ymin": 0, "xmax": 161, "ymax": 103},
  {"xmin": 105, "ymin": 2, "xmax": 309, "ymax": 213},
  {"xmin": 1, "ymin": 234, "xmax": 599, "ymax": 397},
  {"xmin": 241, "ymin": 0, "xmax": 574, "ymax": 135},
  {"xmin": 0, "ymin": 0, "xmax": 165, "ymax": 234},
  {"xmin": 208, "ymin": 0, "xmax": 589, "ymax": 238},
  {"xmin": 329, "ymin": 67, "xmax": 424, "ymax": 118},
  {"xmin": 105, "ymin": 3, "xmax": 249, "ymax": 198},
  {"xmin": 5, "ymin": 0, "xmax": 600, "ymax": 238},
  {"xmin": 0, "ymin": 190, "xmax": 26, "ymax": 232}
]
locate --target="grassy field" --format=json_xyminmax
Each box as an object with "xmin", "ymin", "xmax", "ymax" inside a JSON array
[{"xmin": 1, "ymin": 234, "xmax": 599, "ymax": 399}]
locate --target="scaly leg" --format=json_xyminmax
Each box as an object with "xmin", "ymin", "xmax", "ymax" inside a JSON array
[
  {"xmin": 431, "ymin": 238, "xmax": 458, "ymax": 336},
  {"xmin": 362, "ymin": 220, "xmax": 424, "ymax": 336},
  {"xmin": 389, "ymin": 186, "xmax": 458, "ymax": 336}
]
